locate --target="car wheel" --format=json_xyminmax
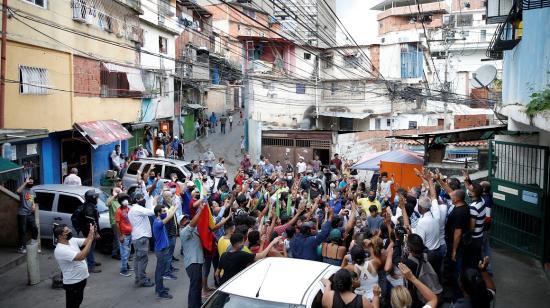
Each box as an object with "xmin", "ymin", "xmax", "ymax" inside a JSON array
[{"xmin": 98, "ymin": 229, "xmax": 114, "ymax": 255}]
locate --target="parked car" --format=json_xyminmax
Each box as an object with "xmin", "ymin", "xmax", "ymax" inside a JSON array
[
  {"xmin": 33, "ymin": 184, "xmax": 113, "ymax": 254},
  {"xmin": 122, "ymin": 157, "xmax": 192, "ymax": 192},
  {"xmin": 203, "ymin": 258, "xmax": 338, "ymax": 308}
]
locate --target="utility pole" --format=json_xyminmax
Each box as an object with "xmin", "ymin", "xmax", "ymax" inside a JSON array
[
  {"xmin": 0, "ymin": 0, "xmax": 8, "ymax": 129},
  {"xmin": 314, "ymin": 54, "xmax": 319, "ymax": 127}
]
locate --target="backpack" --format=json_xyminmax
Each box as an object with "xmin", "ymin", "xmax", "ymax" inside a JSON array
[
  {"xmin": 71, "ymin": 204, "xmax": 85, "ymax": 234},
  {"xmin": 408, "ymin": 254, "xmax": 443, "ymax": 303}
]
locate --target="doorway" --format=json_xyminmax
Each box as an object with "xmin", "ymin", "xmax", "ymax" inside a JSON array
[
  {"xmin": 61, "ymin": 138, "xmax": 92, "ymax": 186},
  {"xmin": 313, "ymin": 149, "xmax": 330, "ymax": 166}
]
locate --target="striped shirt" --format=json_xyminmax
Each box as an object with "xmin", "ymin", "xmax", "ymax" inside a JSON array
[{"xmin": 469, "ymin": 200, "xmax": 486, "ymax": 239}]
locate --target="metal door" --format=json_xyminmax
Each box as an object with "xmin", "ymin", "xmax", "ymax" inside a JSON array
[
  {"xmin": 488, "ymin": 140, "xmax": 549, "ymax": 260},
  {"xmin": 35, "ymin": 191, "xmax": 58, "ymax": 239}
]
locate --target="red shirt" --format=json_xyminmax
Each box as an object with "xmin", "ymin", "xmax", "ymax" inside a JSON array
[
  {"xmin": 234, "ymin": 175, "xmax": 244, "ymax": 186},
  {"xmin": 115, "ymin": 206, "xmax": 132, "ymax": 235}
]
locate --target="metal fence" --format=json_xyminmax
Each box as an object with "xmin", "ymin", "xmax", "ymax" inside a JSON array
[{"xmin": 489, "ymin": 140, "xmax": 549, "ymax": 259}]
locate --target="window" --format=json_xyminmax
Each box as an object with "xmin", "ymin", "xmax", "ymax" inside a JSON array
[
  {"xmin": 153, "ymin": 164, "xmax": 163, "ymax": 177},
  {"xmin": 296, "ymin": 83, "xmax": 306, "ymax": 94},
  {"xmin": 343, "ymin": 54, "xmax": 362, "ymax": 68},
  {"xmin": 35, "ymin": 192, "xmax": 55, "ymax": 211},
  {"xmin": 330, "ymin": 82, "xmax": 337, "ymax": 95},
  {"xmin": 457, "ymin": 14, "xmax": 473, "ymax": 27},
  {"xmin": 322, "ymin": 53, "xmax": 333, "ymax": 69},
  {"xmin": 375, "ymin": 118, "xmax": 381, "ymax": 130},
  {"xmin": 437, "ymin": 118, "xmax": 444, "ymax": 126},
  {"xmin": 386, "ymin": 119, "xmax": 391, "ymax": 127},
  {"xmin": 461, "ymin": 30, "xmax": 470, "ymax": 37},
  {"xmin": 304, "ymin": 53, "xmax": 311, "ymax": 60},
  {"xmin": 408, "ymin": 121, "xmax": 418, "ymax": 129},
  {"xmin": 24, "ymin": 0, "xmax": 47, "ymax": 8},
  {"xmin": 400, "ymin": 43, "xmax": 423, "ymax": 79},
  {"xmin": 197, "ymin": 50, "xmax": 209, "ymax": 63},
  {"xmin": 100, "ymin": 62, "xmax": 144, "ymax": 97},
  {"xmin": 480, "ymin": 30, "xmax": 487, "ymax": 41},
  {"xmin": 340, "ymin": 117, "xmax": 353, "ymax": 131},
  {"xmin": 126, "ymin": 162, "xmax": 141, "ymax": 175},
  {"xmin": 244, "ymin": 9, "xmax": 256, "ymax": 19},
  {"xmin": 19, "ymin": 66, "xmax": 49, "ymax": 95},
  {"xmin": 57, "ymin": 194, "xmax": 83, "ymax": 214},
  {"xmin": 159, "ymin": 36, "xmax": 168, "ymax": 54},
  {"xmin": 165, "ymin": 166, "xmax": 185, "ymax": 181}
]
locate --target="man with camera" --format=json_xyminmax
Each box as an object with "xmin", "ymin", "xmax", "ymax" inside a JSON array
[{"xmin": 54, "ymin": 223, "xmax": 95, "ymax": 308}]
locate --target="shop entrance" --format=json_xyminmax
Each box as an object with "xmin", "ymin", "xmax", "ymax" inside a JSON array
[{"xmin": 61, "ymin": 138, "xmax": 92, "ymax": 186}]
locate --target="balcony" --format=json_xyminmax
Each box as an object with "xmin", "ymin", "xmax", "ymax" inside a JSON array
[
  {"xmin": 487, "ymin": 1, "xmax": 522, "ymax": 59},
  {"xmin": 114, "ymin": 0, "xmax": 143, "ymax": 14},
  {"xmin": 375, "ymin": 0, "xmax": 449, "ymax": 20}
]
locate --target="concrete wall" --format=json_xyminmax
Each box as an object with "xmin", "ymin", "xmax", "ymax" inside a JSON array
[
  {"xmin": 205, "ymin": 85, "xmax": 228, "ymax": 115},
  {"xmin": 502, "ymin": 7, "xmax": 550, "ymax": 106}
]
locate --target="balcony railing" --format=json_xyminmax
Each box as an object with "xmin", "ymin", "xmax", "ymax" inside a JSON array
[{"xmin": 487, "ymin": 1, "xmax": 522, "ymax": 59}]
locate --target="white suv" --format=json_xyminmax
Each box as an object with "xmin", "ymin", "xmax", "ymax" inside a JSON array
[{"xmin": 122, "ymin": 158, "xmax": 192, "ymax": 192}]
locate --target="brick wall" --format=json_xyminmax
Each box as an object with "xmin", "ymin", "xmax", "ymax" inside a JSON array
[
  {"xmin": 73, "ymin": 55, "xmax": 101, "ymax": 97},
  {"xmin": 454, "ymin": 114, "xmax": 489, "ymax": 129},
  {"xmin": 369, "ymin": 45, "xmax": 380, "ymax": 77}
]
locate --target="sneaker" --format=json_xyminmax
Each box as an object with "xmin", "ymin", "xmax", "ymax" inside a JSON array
[
  {"xmin": 89, "ymin": 267, "xmax": 102, "ymax": 273},
  {"xmin": 157, "ymin": 292, "xmax": 173, "ymax": 300},
  {"xmin": 17, "ymin": 247, "xmax": 27, "ymax": 254},
  {"xmin": 163, "ymin": 287, "xmax": 170, "ymax": 292},
  {"xmin": 139, "ymin": 281, "xmax": 155, "ymax": 288},
  {"xmin": 127, "ymin": 266, "xmax": 134, "ymax": 271},
  {"xmin": 119, "ymin": 271, "xmax": 132, "ymax": 277},
  {"xmin": 162, "ymin": 274, "xmax": 177, "ymax": 280}
]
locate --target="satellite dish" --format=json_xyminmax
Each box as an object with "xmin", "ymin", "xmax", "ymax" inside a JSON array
[{"xmin": 471, "ymin": 65, "xmax": 497, "ymax": 88}]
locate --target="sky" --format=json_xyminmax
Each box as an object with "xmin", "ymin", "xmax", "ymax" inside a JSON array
[{"xmin": 335, "ymin": 0, "xmax": 383, "ymax": 45}]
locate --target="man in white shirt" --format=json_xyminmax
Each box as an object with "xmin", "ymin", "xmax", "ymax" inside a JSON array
[
  {"xmin": 137, "ymin": 144, "xmax": 149, "ymax": 159},
  {"xmin": 413, "ymin": 197, "xmax": 440, "ymax": 252},
  {"xmin": 377, "ymin": 172, "xmax": 394, "ymax": 202},
  {"xmin": 63, "ymin": 168, "xmax": 82, "ymax": 186},
  {"xmin": 296, "ymin": 157, "xmax": 307, "ymax": 175},
  {"xmin": 128, "ymin": 192, "xmax": 156, "ymax": 287},
  {"xmin": 54, "ymin": 223, "xmax": 95, "ymax": 308}
]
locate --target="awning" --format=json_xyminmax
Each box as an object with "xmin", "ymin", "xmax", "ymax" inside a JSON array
[
  {"xmin": 102, "ymin": 63, "xmax": 145, "ymax": 92},
  {"xmin": 317, "ymin": 111, "xmax": 370, "ymax": 119},
  {"xmin": 74, "ymin": 120, "xmax": 132, "ymax": 149},
  {"xmin": 352, "ymin": 150, "xmax": 423, "ymax": 171},
  {"xmin": 388, "ymin": 125, "xmax": 506, "ymax": 144},
  {"xmin": 0, "ymin": 158, "xmax": 23, "ymax": 181},
  {"xmin": 185, "ymin": 103, "xmax": 206, "ymax": 109}
]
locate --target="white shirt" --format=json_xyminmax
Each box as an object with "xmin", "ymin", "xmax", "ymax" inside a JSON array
[
  {"xmin": 412, "ymin": 210, "xmax": 440, "ymax": 251},
  {"xmin": 155, "ymin": 148, "xmax": 165, "ymax": 157},
  {"xmin": 128, "ymin": 204, "xmax": 155, "ymax": 240},
  {"xmin": 229, "ymin": 115, "xmax": 233, "ymax": 122},
  {"xmin": 296, "ymin": 161, "xmax": 307, "ymax": 173},
  {"xmin": 378, "ymin": 180, "xmax": 393, "ymax": 198},
  {"xmin": 54, "ymin": 238, "xmax": 89, "ymax": 284},
  {"xmin": 213, "ymin": 163, "xmax": 226, "ymax": 178},
  {"xmin": 63, "ymin": 174, "xmax": 82, "ymax": 186},
  {"xmin": 431, "ymin": 199, "xmax": 447, "ymax": 246}
]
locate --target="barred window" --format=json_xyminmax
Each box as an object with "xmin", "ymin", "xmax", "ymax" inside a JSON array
[{"xmin": 19, "ymin": 66, "xmax": 50, "ymax": 95}]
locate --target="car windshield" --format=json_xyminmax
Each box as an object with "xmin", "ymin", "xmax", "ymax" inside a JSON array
[
  {"xmin": 96, "ymin": 190, "xmax": 109, "ymax": 213},
  {"xmin": 203, "ymin": 292, "xmax": 303, "ymax": 308}
]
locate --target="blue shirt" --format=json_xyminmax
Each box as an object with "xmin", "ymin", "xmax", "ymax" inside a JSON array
[
  {"xmin": 262, "ymin": 164, "xmax": 275, "ymax": 176},
  {"xmin": 329, "ymin": 198, "xmax": 343, "ymax": 215},
  {"xmin": 290, "ymin": 221, "xmax": 331, "ymax": 261},
  {"xmin": 152, "ymin": 218, "xmax": 169, "ymax": 252},
  {"xmin": 146, "ymin": 178, "xmax": 162, "ymax": 197}
]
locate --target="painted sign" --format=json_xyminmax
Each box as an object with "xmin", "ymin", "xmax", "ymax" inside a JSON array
[{"xmin": 522, "ymin": 190, "xmax": 538, "ymax": 205}]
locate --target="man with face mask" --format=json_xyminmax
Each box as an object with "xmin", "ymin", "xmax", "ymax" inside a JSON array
[
  {"xmin": 79, "ymin": 190, "xmax": 101, "ymax": 273},
  {"xmin": 290, "ymin": 207, "xmax": 333, "ymax": 261},
  {"xmin": 357, "ymin": 189, "xmax": 382, "ymax": 214},
  {"xmin": 128, "ymin": 191, "xmax": 156, "ymax": 287},
  {"xmin": 54, "ymin": 223, "xmax": 95, "ymax": 308},
  {"xmin": 152, "ymin": 203, "xmax": 179, "ymax": 299},
  {"xmin": 16, "ymin": 177, "xmax": 39, "ymax": 254},
  {"xmin": 115, "ymin": 193, "xmax": 133, "ymax": 277},
  {"xmin": 159, "ymin": 188, "xmax": 181, "ymax": 275}
]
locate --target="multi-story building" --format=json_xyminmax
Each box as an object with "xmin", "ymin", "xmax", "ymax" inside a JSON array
[
  {"xmin": 484, "ymin": 0, "xmax": 550, "ymax": 268},
  {"xmin": 1, "ymin": 0, "xmax": 143, "ymax": 186},
  {"xmin": 137, "ymin": 0, "xmax": 179, "ymax": 149},
  {"xmin": 271, "ymin": 0, "xmax": 337, "ymax": 48}
]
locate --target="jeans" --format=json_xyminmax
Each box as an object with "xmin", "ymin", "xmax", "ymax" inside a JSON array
[
  {"xmin": 445, "ymin": 242, "xmax": 464, "ymax": 301},
  {"xmin": 221, "ymin": 124, "xmax": 226, "ymax": 134},
  {"xmin": 186, "ymin": 263, "xmax": 203, "ymax": 308},
  {"xmin": 63, "ymin": 279, "xmax": 87, "ymax": 308},
  {"xmin": 482, "ymin": 232, "xmax": 493, "ymax": 274},
  {"xmin": 166, "ymin": 236, "xmax": 177, "ymax": 275},
  {"xmin": 86, "ymin": 240, "xmax": 96, "ymax": 267},
  {"xmin": 119, "ymin": 234, "xmax": 132, "ymax": 273},
  {"xmin": 427, "ymin": 244, "xmax": 445, "ymax": 281},
  {"xmin": 111, "ymin": 224, "xmax": 120, "ymax": 257},
  {"xmin": 133, "ymin": 237, "xmax": 150, "ymax": 285},
  {"xmin": 17, "ymin": 214, "xmax": 38, "ymax": 248},
  {"xmin": 464, "ymin": 236, "xmax": 483, "ymax": 269},
  {"xmin": 155, "ymin": 247, "xmax": 170, "ymax": 295}
]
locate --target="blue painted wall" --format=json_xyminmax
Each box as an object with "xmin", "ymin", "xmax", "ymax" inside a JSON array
[
  {"xmin": 41, "ymin": 136, "xmax": 61, "ymax": 184},
  {"xmin": 503, "ymin": 7, "xmax": 550, "ymax": 105},
  {"xmin": 141, "ymin": 98, "xmax": 155, "ymax": 122},
  {"xmin": 91, "ymin": 140, "xmax": 128, "ymax": 186}
]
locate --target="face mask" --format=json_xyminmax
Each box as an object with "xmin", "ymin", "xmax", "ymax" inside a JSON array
[
  {"xmin": 26, "ymin": 183, "xmax": 33, "ymax": 188},
  {"xmin": 149, "ymin": 176, "xmax": 155, "ymax": 180},
  {"xmin": 170, "ymin": 188, "xmax": 176, "ymax": 194},
  {"xmin": 121, "ymin": 199, "xmax": 129, "ymax": 206},
  {"xmin": 66, "ymin": 231, "xmax": 73, "ymax": 241},
  {"xmin": 368, "ymin": 196, "xmax": 375, "ymax": 201},
  {"xmin": 160, "ymin": 213, "xmax": 167, "ymax": 219}
]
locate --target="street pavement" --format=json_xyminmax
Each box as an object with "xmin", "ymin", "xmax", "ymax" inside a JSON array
[{"xmin": 184, "ymin": 120, "xmax": 245, "ymax": 181}]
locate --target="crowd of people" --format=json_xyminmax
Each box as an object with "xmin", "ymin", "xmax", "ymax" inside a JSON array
[{"xmin": 52, "ymin": 149, "xmax": 496, "ymax": 308}]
